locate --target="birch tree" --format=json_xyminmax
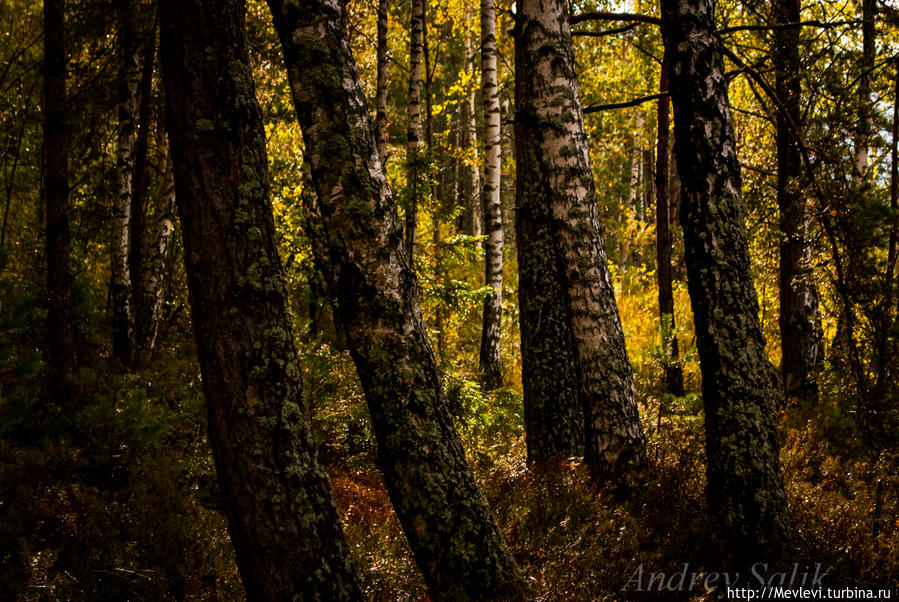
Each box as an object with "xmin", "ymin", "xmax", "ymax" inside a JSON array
[
  {"xmin": 265, "ymin": 0, "xmax": 529, "ymax": 598},
  {"xmin": 514, "ymin": 0, "xmax": 645, "ymax": 472},
  {"xmin": 478, "ymin": 0, "xmax": 503, "ymax": 389},
  {"xmin": 661, "ymin": 0, "xmax": 793, "ymax": 564},
  {"xmin": 111, "ymin": 0, "xmax": 143, "ymax": 363}
]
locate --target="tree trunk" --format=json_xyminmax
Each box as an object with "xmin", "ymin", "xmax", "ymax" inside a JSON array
[
  {"xmin": 43, "ymin": 0, "xmax": 75, "ymax": 382},
  {"xmin": 111, "ymin": 0, "xmax": 142, "ymax": 364},
  {"xmin": 660, "ymin": 0, "xmax": 792, "ymax": 565},
  {"xmin": 628, "ymin": 111, "xmax": 644, "ymax": 223},
  {"xmin": 158, "ymin": 1, "xmax": 363, "ymax": 598},
  {"xmin": 131, "ymin": 15, "xmax": 158, "ymax": 362},
  {"xmin": 374, "ymin": 0, "xmax": 389, "ymax": 163},
  {"xmin": 478, "ymin": 0, "xmax": 503, "ymax": 389},
  {"xmin": 138, "ymin": 132, "xmax": 176, "ymax": 356},
  {"xmin": 405, "ymin": 0, "xmax": 424, "ymax": 259},
  {"xmin": 655, "ymin": 56, "xmax": 684, "ymax": 397},
  {"xmin": 461, "ymin": 12, "xmax": 482, "ymax": 239},
  {"xmin": 265, "ymin": 1, "xmax": 528, "ymax": 599},
  {"xmin": 774, "ymin": 0, "xmax": 820, "ymax": 407},
  {"xmin": 514, "ymin": 0, "xmax": 645, "ymax": 474},
  {"xmin": 853, "ymin": 0, "xmax": 875, "ymax": 179}
]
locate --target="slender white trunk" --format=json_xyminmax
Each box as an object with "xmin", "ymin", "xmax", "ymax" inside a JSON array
[
  {"xmin": 479, "ymin": 0, "xmax": 503, "ymax": 388},
  {"xmin": 112, "ymin": 0, "xmax": 142, "ymax": 362}
]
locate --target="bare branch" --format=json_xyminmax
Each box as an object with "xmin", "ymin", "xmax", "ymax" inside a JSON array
[
  {"xmin": 571, "ymin": 23, "xmax": 638, "ymax": 38},
  {"xmin": 569, "ymin": 11, "xmax": 661, "ymax": 26},
  {"xmin": 584, "ymin": 92, "xmax": 668, "ymax": 114}
]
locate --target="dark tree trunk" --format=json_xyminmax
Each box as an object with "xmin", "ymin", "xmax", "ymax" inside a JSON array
[
  {"xmin": 655, "ymin": 56, "xmax": 684, "ymax": 397},
  {"xmin": 43, "ymin": 0, "xmax": 75, "ymax": 382},
  {"xmin": 265, "ymin": 1, "xmax": 528, "ymax": 599},
  {"xmin": 131, "ymin": 14, "xmax": 158, "ymax": 362},
  {"xmin": 854, "ymin": 0, "xmax": 876, "ymax": 178},
  {"xmin": 774, "ymin": 0, "xmax": 820, "ymax": 407},
  {"xmin": 158, "ymin": 1, "xmax": 363, "ymax": 599},
  {"xmin": 405, "ymin": 0, "xmax": 424, "ymax": 259},
  {"xmin": 374, "ymin": 0, "xmax": 389, "ymax": 163},
  {"xmin": 514, "ymin": 0, "xmax": 644, "ymax": 473},
  {"xmin": 478, "ymin": 0, "xmax": 504, "ymax": 389},
  {"xmin": 661, "ymin": 0, "xmax": 793, "ymax": 565}
]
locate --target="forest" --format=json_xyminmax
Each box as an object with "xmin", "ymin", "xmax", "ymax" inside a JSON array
[{"xmin": 1, "ymin": 0, "xmax": 898, "ymax": 599}]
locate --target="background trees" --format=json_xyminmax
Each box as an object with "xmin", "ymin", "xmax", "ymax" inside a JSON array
[{"xmin": 1, "ymin": 0, "xmax": 898, "ymax": 598}]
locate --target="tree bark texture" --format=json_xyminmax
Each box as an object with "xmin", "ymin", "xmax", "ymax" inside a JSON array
[
  {"xmin": 514, "ymin": 0, "xmax": 645, "ymax": 473},
  {"xmin": 660, "ymin": 0, "xmax": 793, "ymax": 565},
  {"xmin": 478, "ymin": 0, "xmax": 503, "ymax": 389},
  {"xmin": 111, "ymin": 0, "xmax": 143, "ymax": 363},
  {"xmin": 43, "ymin": 0, "xmax": 75, "ymax": 381},
  {"xmin": 774, "ymin": 0, "xmax": 820, "ymax": 407},
  {"xmin": 655, "ymin": 56, "xmax": 685, "ymax": 397},
  {"xmin": 265, "ymin": 1, "xmax": 528, "ymax": 599},
  {"xmin": 158, "ymin": 1, "xmax": 363, "ymax": 599},
  {"xmin": 375, "ymin": 0, "xmax": 389, "ymax": 163},
  {"xmin": 405, "ymin": 0, "xmax": 424, "ymax": 259}
]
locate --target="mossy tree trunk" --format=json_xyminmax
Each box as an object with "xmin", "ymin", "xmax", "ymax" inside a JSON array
[
  {"xmin": 265, "ymin": 1, "xmax": 528, "ymax": 599},
  {"xmin": 774, "ymin": 0, "xmax": 821, "ymax": 407},
  {"xmin": 514, "ymin": 0, "xmax": 645, "ymax": 473},
  {"xmin": 478, "ymin": 0, "xmax": 504, "ymax": 389},
  {"xmin": 158, "ymin": 0, "xmax": 363, "ymax": 598},
  {"xmin": 660, "ymin": 0, "xmax": 793, "ymax": 565},
  {"xmin": 655, "ymin": 56, "xmax": 685, "ymax": 397},
  {"xmin": 43, "ymin": 0, "xmax": 75, "ymax": 382}
]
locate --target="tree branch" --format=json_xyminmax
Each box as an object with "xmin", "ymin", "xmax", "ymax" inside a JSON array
[
  {"xmin": 583, "ymin": 92, "xmax": 668, "ymax": 114},
  {"xmin": 571, "ymin": 23, "xmax": 638, "ymax": 38},
  {"xmin": 718, "ymin": 19, "xmax": 860, "ymax": 34},
  {"xmin": 569, "ymin": 11, "xmax": 661, "ymax": 26}
]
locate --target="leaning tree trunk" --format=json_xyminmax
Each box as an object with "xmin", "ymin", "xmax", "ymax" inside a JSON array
[
  {"xmin": 774, "ymin": 0, "xmax": 820, "ymax": 407},
  {"xmin": 158, "ymin": 1, "xmax": 363, "ymax": 599},
  {"xmin": 655, "ymin": 56, "xmax": 685, "ymax": 397},
  {"xmin": 43, "ymin": 0, "xmax": 75, "ymax": 382},
  {"xmin": 660, "ymin": 0, "xmax": 793, "ymax": 565},
  {"xmin": 374, "ymin": 0, "xmax": 389, "ymax": 163},
  {"xmin": 111, "ymin": 0, "xmax": 143, "ymax": 364},
  {"xmin": 265, "ymin": 1, "xmax": 528, "ymax": 599},
  {"xmin": 405, "ymin": 0, "xmax": 424, "ymax": 259},
  {"xmin": 478, "ymin": 0, "xmax": 504, "ymax": 389},
  {"xmin": 514, "ymin": 0, "xmax": 645, "ymax": 473}
]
